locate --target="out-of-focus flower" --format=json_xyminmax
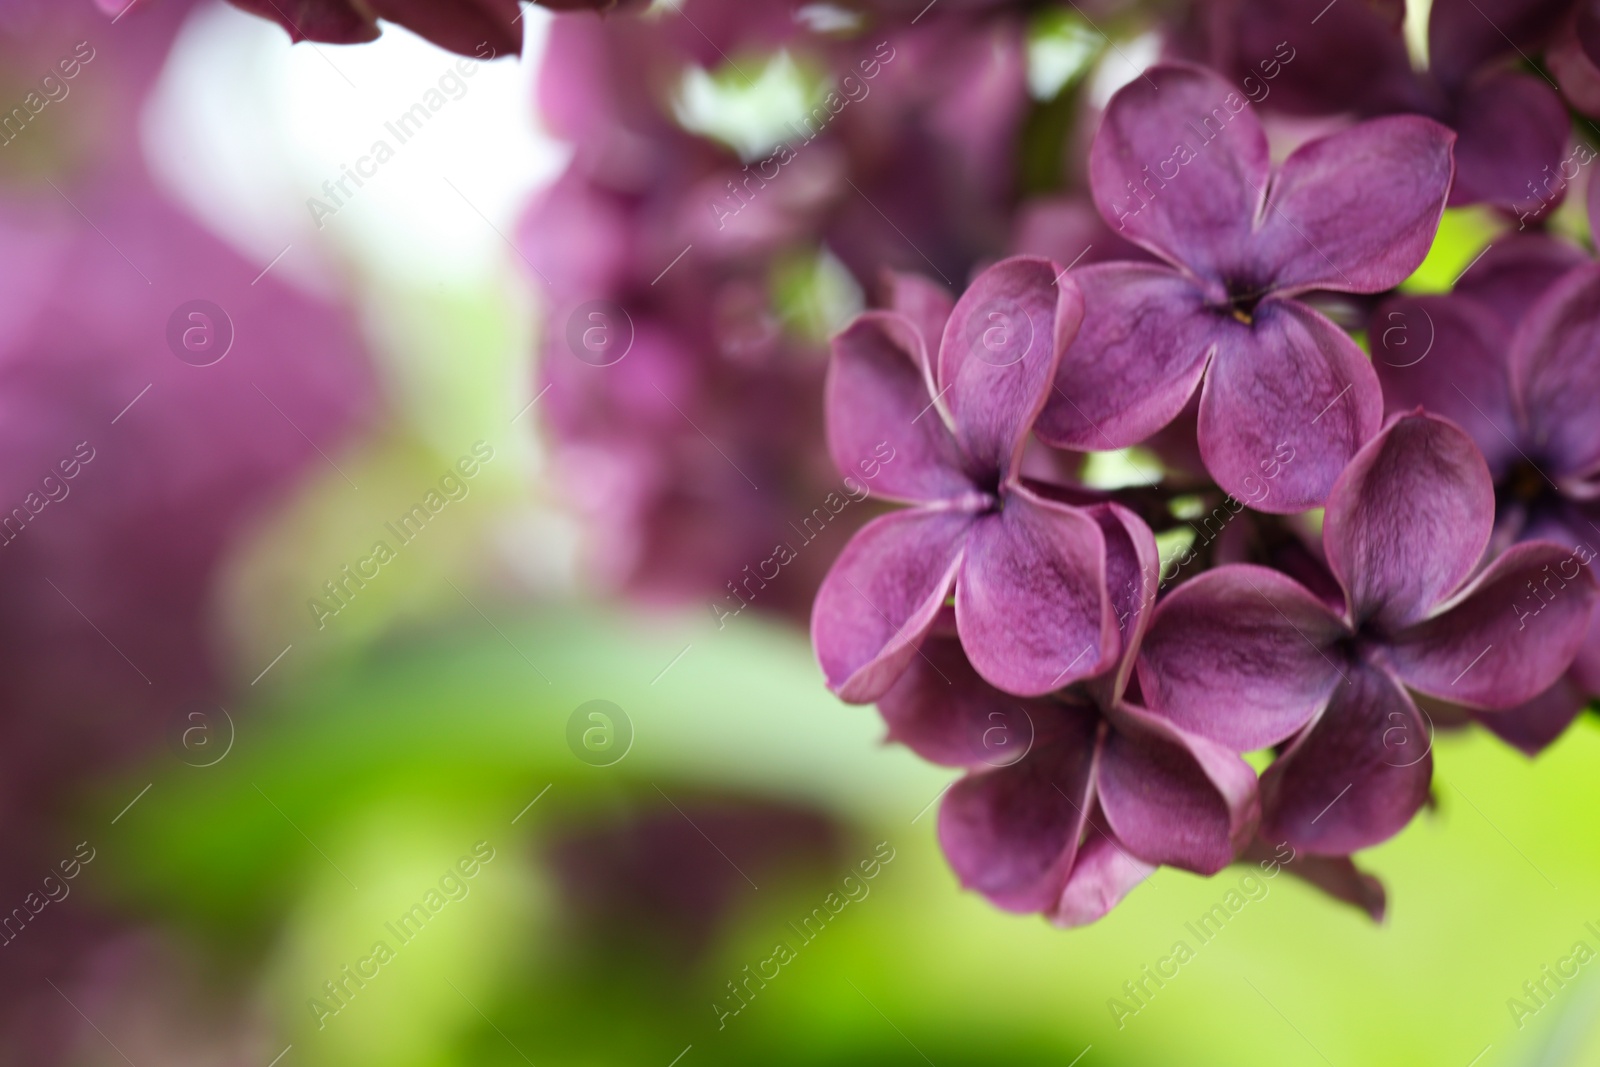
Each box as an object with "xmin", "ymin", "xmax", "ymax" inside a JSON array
[
  {"xmin": 880, "ymin": 504, "xmax": 1257, "ymax": 925},
  {"xmin": 812, "ymin": 259, "xmax": 1127, "ymax": 701},
  {"xmin": 521, "ymin": 1, "xmax": 1033, "ymax": 612},
  {"xmin": 1184, "ymin": 0, "xmax": 1571, "ymax": 215},
  {"xmin": 0, "ymin": 1, "xmax": 373, "ymax": 1056},
  {"xmin": 1035, "ymin": 62, "xmax": 1453, "ymax": 513},
  {"xmin": 1139, "ymin": 413, "xmax": 1596, "ymax": 854}
]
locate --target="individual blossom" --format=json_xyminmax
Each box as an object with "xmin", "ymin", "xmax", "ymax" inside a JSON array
[
  {"xmin": 877, "ymin": 503, "xmax": 1258, "ymax": 924},
  {"xmin": 1374, "ymin": 226, "xmax": 1600, "ymax": 751},
  {"xmin": 1138, "ymin": 412, "xmax": 1596, "ymax": 854},
  {"xmin": 1035, "ymin": 62, "xmax": 1454, "ymax": 513},
  {"xmin": 1183, "ymin": 0, "xmax": 1571, "ymax": 215},
  {"xmin": 812, "ymin": 257, "xmax": 1133, "ymax": 701}
]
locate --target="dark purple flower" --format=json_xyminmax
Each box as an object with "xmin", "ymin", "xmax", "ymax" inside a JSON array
[
  {"xmin": 813, "ymin": 257, "xmax": 1127, "ymax": 700},
  {"xmin": 1035, "ymin": 62, "xmax": 1454, "ymax": 513},
  {"xmin": 878, "ymin": 506, "xmax": 1257, "ymax": 924},
  {"xmin": 1185, "ymin": 0, "xmax": 1572, "ymax": 214},
  {"xmin": 1375, "ymin": 233, "xmax": 1600, "ymax": 750},
  {"xmin": 1138, "ymin": 413, "xmax": 1596, "ymax": 853}
]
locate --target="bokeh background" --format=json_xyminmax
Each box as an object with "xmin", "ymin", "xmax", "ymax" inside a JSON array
[{"xmin": 5, "ymin": 1, "xmax": 1600, "ymax": 1064}]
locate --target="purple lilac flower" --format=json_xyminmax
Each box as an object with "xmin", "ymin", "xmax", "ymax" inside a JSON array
[
  {"xmin": 1034, "ymin": 62, "xmax": 1454, "ymax": 513},
  {"xmin": 1184, "ymin": 0, "xmax": 1572, "ymax": 215},
  {"xmin": 877, "ymin": 505, "xmax": 1257, "ymax": 924},
  {"xmin": 1374, "ymin": 223, "xmax": 1600, "ymax": 751},
  {"xmin": 813, "ymin": 258, "xmax": 1125, "ymax": 700},
  {"xmin": 1138, "ymin": 413, "xmax": 1596, "ymax": 853}
]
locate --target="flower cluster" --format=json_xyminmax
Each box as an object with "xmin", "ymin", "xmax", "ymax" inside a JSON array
[{"xmin": 815, "ymin": 54, "xmax": 1600, "ymax": 924}]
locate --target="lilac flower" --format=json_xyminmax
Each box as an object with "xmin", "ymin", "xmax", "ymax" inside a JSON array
[
  {"xmin": 1375, "ymin": 234, "xmax": 1600, "ymax": 751},
  {"xmin": 875, "ymin": 506, "xmax": 1258, "ymax": 924},
  {"xmin": 1186, "ymin": 0, "xmax": 1571, "ymax": 214},
  {"xmin": 812, "ymin": 257, "xmax": 1128, "ymax": 701},
  {"xmin": 1138, "ymin": 413, "xmax": 1596, "ymax": 853},
  {"xmin": 1035, "ymin": 62, "xmax": 1454, "ymax": 513}
]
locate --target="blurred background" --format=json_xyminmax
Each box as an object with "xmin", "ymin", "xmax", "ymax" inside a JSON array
[{"xmin": 3, "ymin": 1, "xmax": 1600, "ymax": 1064}]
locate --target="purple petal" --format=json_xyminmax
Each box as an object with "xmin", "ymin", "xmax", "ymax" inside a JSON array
[
  {"xmin": 1281, "ymin": 849, "xmax": 1387, "ymax": 922},
  {"xmin": 1371, "ymin": 294, "xmax": 1521, "ymax": 476},
  {"xmin": 1198, "ymin": 299, "xmax": 1383, "ymax": 513},
  {"xmin": 1449, "ymin": 71, "xmax": 1570, "ymax": 213},
  {"xmin": 1089, "ymin": 62, "xmax": 1269, "ymax": 279},
  {"xmin": 1138, "ymin": 564, "xmax": 1345, "ymax": 752},
  {"xmin": 877, "ymin": 636, "xmax": 1050, "ymax": 769},
  {"xmin": 1034, "ymin": 263, "xmax": 1217, "ymax": 452},
  {"xmin": 1384, "ymin": 540, "xmax": 1599, "ymax": 709},
  {"xmin": 1512, "ymin": 263, "xmax": 1600, "ymax": 479},
  {"xmin": 957, "ymin": 486, "xmax": 1113, "ymax": 695},
  {"xmin": 1050, "ymin": 823, "xmax": 1156, "ymax": 927},
  {"xmin": 937, "ymin": 257, "xmax": 1083, "ymax": 480},
  {"xmin": 1474, "ymin": 675, "xmax": 1588, "ymax": 756},
  {"xmin": 1090, "ymin": 501, "xmax": 1162, "ymax": 701},
  {"xmin": 1098, "ymin": 705, "xmax": 1259, "ymax": 874},
  {"xmin": 885, "ymin": 272, "xmax": 955, "ymax": 373},
  {"xmin": 1261, "ymin": 664, "xmax": 1433, "ymax": 854},
  {"xmin": 1323, "ymin": 412, "xmax": 1494, "ymax": 630},
  {"xmin": 1256, "ymin": 116, "xmax": 1454, "ymax": 295},
  {"xmin": 938, "ymin": 722, "xmax": 1099, "ymax": 913},
  {"xmin": 811, "ymin": 508, "xmax": 970, "ymax": 702},
  {"xmin": 1550, "ymin": 16, "xmax": 1600, "ymax": 117},
  {"xmin": 1428, "ymin": 0, "xmax": 1569, "ymax": 86},
  {"xmin": 827, "ymin": 313, "xmax": 972, "ymax": 505},
  {"xmin": 1454, "ymin": 235, "xmax": 1589, "ymax": 333},
  {"xmin": 370, "ymin": 0, "xmax": 524, "ymax": 57}
]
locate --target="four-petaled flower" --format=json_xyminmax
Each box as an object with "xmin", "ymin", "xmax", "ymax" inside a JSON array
[
  {"xmin": 1036, "ymin": 62, "xmax": 1455, "ymax": 514},
  {"xmin": 1139, "ymin": 413, "xmax": 1597, "ymax": 853},
  {"xmin": 812, "ymin": 257, "xmax": 1122, "ymax": 702}
]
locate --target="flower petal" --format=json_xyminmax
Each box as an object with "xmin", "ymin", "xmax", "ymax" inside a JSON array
[
  {"xmin": 938, "ymin": 257, "xmax": 1083, "ymax": 480},
  {"xmin": 957, "ymin": 486, "xmax": 1113, "ymax": 696},
  {"xmin": 938, "ymin": 723, "xmax": 1100, "ymax": 913},
  {"xmin": 1260, "ymin": 663, "xmax": 1433, "ymax": 855},
  {"xmin": 1371, "ymin": 294, "xmax": 1521, "ymax": 476},
  {"xmin": 1512, "ymin": 263, "xmax": 1600, "ymax": 479},
  {"xmin": 1098, "ymin": 705, "xmax": 1259, "ymax": 874},
  {"xmin": 1034, "ymin": 263, "xmax": 1218, "ymax": 452},
  {"xmin": 1384, "ymin": 540, "xmax": 1599, "ymax": 709},
  {"xmin": 1050, "ymin": 823, "xmax": 1156, "ymax": 927},
  {"xmin": 370, "ymin": 0, "xmax": 524, "ymax": 57},
  {"xmin": 885, "ymin": 271, "xmax": 955, "ymax": 372},
  {"xmin": 1474, "ymin": 675, "xmax": 1588, "ymax": 756},
  {"xmin": 1093, "ymin": 501, "xmax": 1162, "ymax": 701},
  {"xmin": 877, "ymin": 635, "xmax": 1051, "ymax": 769},
  {"xmin": 1198, "ymin": 298, "xmax": 1383, "ymax": 513},
  {"xmin": 1454, "ymin": 235, "xmax": 1591, "ymax": 333},
  {"xmin": 1448, "ymin": 71, "xmax": 1570, "ymax": 214},
  {"xmin": 1089, "ymin": 62, "xmax": 1269, "ymax": 279},
  {"xmin": 1428, "ymin": 0, "xmax": 1568, "ymax": 86},
  {"xmin": 827, "ymin": 312, "xmax": 972, "ymax": 505},
  {"xmin": 1323, "ymin": 411, "xmax": 1493, "ymax": 630},
  {"xmin": 811, "ymin": 508, "xmax": 970, "ymax": 702},
  {"xmin": 1138, "ymin": 564, "xmax": 1345, "ymax": 752},
  {"xmin": 1254, "ymin": 116, "xmax": 1454, "ymax": 294}
]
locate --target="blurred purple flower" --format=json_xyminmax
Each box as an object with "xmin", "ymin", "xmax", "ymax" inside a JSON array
[
  {"xmin": 1036, "ymin": 62, "xmax": 1453, "ymax": 513},
  {"xmin": 1185, "ymin": 0, "xmax": 1572, "ymax": 214},
  {"xmin": 812, "ymin": 258, "xmax": 1129, "ymax": 700},
  {"xmin": 1138, "ymin": 413, "xmax": 1596, "ymax": 853}
]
